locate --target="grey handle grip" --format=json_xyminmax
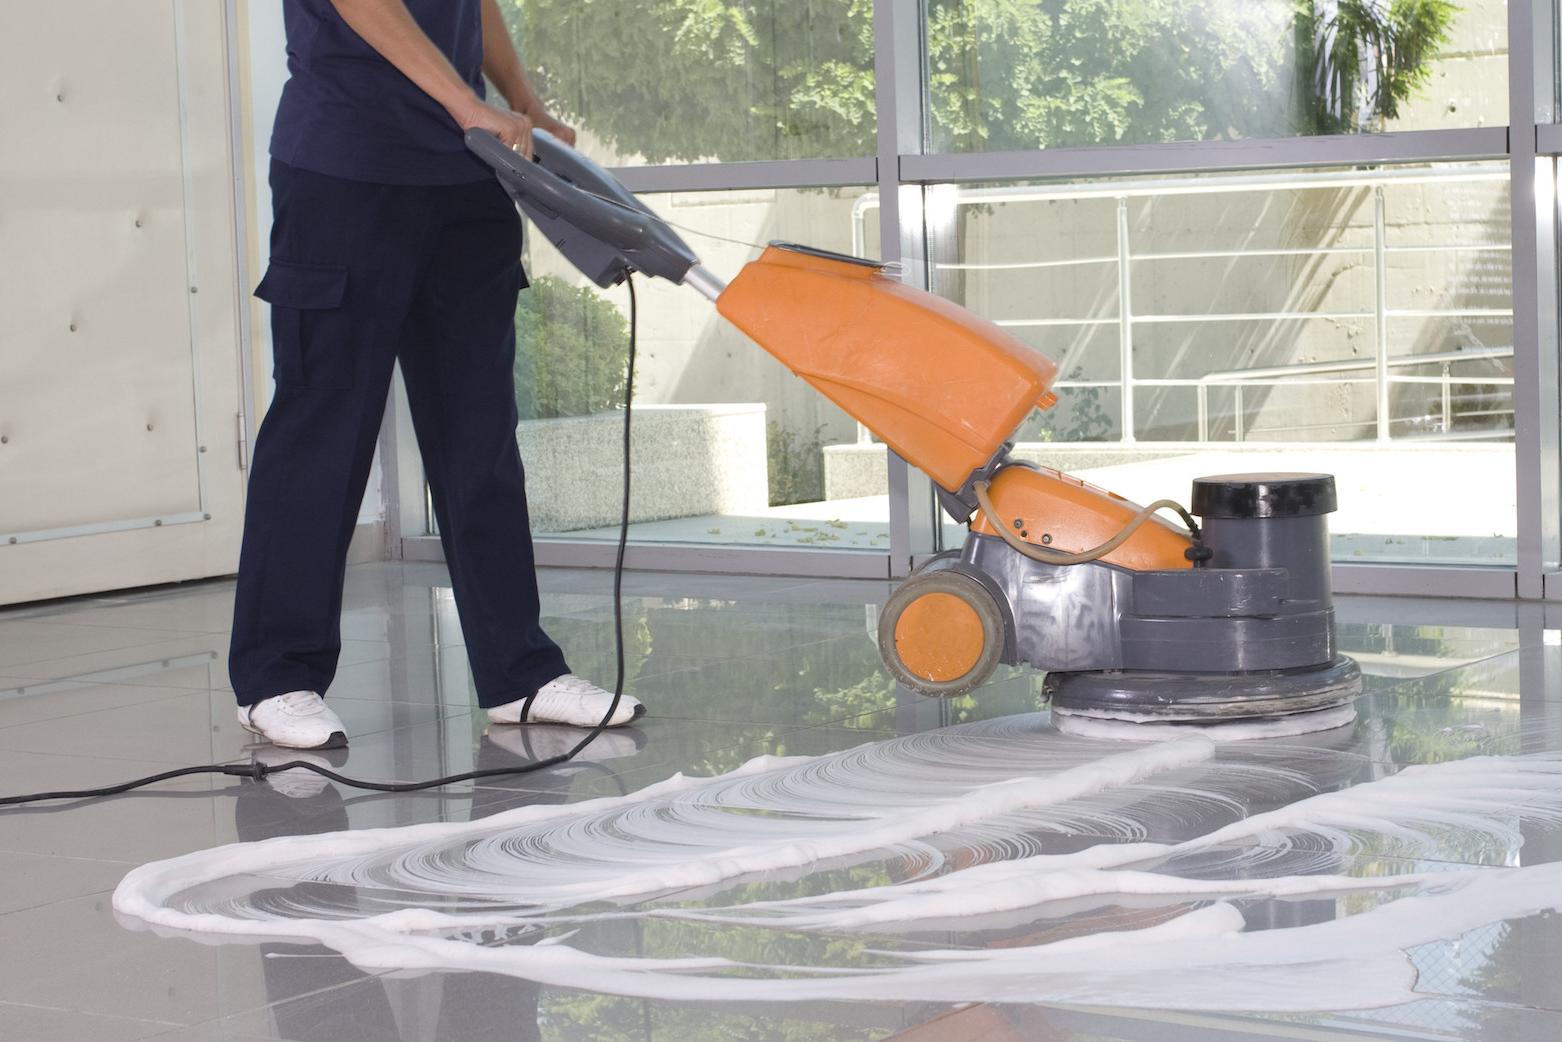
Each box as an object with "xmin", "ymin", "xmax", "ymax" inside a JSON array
[
  {"xmin": 465, "ymin": 129, "xmax": 622, "ymax": 228},
  {"xmin": 464, "ymin": 128, "xmax": 698, "ymax": 287}
]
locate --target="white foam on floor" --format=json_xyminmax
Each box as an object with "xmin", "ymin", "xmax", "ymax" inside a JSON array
[
  {"xmin": 112, "ymin": 718, "xmax": 1562, "ymax": 1012},
  {"xmin": 1053, "ymin": 702, "xmax": 1359, "ymax": 742}
]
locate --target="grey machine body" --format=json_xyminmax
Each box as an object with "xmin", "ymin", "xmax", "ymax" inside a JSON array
[{"xmin": 921, "ymin": 469, "xmax": 1360, "ymax": 722}]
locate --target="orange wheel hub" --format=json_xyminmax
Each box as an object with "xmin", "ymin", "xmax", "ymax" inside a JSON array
[{"xmin": 893, "ymin": 592, "xmax": 986, "ymax": 682}]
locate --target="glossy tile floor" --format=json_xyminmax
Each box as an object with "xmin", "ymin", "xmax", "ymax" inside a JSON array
[{"xmin": 3, "ymin": 563, "xmax": 1562, "ymax": 1041}]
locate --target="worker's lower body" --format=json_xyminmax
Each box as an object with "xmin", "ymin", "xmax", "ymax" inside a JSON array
[{"xmin": 230, "ymin": 160, "xmax": 639, "ymax": 748}]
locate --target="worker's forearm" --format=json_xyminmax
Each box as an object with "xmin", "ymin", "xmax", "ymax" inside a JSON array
[
  {"xmin": 329, "ymin": 0, "xmax": 479, "ymax": 122},
  {"xmin": 479, "ymin": 0, "xmax": 544, "ymax": 115}
]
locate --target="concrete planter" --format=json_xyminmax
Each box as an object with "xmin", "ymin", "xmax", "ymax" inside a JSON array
[
  {"xmin": 822, "ymin": 442, "xmax": 1186, "ymax": 500},
  {"xmin": 517, "ymin": 404, "xmax": 768, "ymax": 532}
]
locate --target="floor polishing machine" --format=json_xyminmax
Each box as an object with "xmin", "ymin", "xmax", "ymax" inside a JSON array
[{"xmin": 467, "ymin": 129, "xmax": 1362, "ymax": 738}]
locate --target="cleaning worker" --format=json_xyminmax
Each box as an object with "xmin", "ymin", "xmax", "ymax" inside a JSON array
[{"xmin": 231, "ymin": 0, "xmax": 644, "ymax": 750}]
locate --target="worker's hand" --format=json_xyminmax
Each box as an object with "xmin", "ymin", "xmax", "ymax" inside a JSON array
[
  {"xmin": 532, "ymin": 111, "xmax": 577, "ymax": 148},
  {"xmin": 455, "ymin": 97, "xmax": 534, "ymax": 159}
]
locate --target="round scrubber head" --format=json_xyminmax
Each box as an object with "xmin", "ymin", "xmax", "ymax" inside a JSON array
[{"xmin": 1046, "ymin": 655, "xmax": 1362, "ymax": 741}]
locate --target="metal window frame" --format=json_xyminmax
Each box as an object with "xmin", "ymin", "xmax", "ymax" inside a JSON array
[
  {"xmin": 1511, "ymin": 0, "xmax": 1562, "ymax": 599},
  {"xmin": 900, "ymin": 127, "xmax": 1512, "ymax": 183},
  {"xmin": 379, "ymin": 0, "xmax": 1560, "ymax": 603},
  {"xmin": 613, "ymin": 158, "xmax": 877, "ymax": 193},
  {"xmin": 402, "ymin": 534, "xmax": 894, "ymax": 579}
]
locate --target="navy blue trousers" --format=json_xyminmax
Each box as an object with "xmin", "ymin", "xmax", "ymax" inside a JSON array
[{"xmin": 230, "ymin": 160, "xmax": 568, "ymax": 709}]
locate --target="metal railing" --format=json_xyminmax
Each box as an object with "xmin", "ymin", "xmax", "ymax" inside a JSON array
[
  {"xmin": 1194, "ymin": 346, "xmax": 1514, "ymax": 442},
  {"xmin": 853, "ymin": 165, "xmax": 1514, "ymax": 445}
]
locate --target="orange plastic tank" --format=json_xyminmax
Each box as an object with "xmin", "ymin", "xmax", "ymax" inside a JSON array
[
  {"xmin": 716, "ymin": 245, "xmax": 1059, "ymax": 492},
  {"xmin": 970, "ymin": 465, "xmax": 1193, "ymax": 571}
]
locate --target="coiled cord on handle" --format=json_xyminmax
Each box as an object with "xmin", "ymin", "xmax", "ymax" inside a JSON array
[
  {"xmin": 0, "ymin": 274, "xmax": 642, "ymax": 808},
  {"xmin": 971, "ymin": 479, "xmax": 1203, "ymax": 567}
]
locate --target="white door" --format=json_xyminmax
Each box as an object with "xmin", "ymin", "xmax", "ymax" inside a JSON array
[{"xmin": 0, "ymin": 1, "xmax": 248, "ymax": 605}]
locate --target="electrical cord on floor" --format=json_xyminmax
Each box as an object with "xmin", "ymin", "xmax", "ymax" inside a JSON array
[{"xmin": 0, "ymin": 274, "xmax": 640, "ymax": 809}]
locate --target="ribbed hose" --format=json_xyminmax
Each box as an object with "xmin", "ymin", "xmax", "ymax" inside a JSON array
[{"xmin": 971, "ymin": 479, "xmax": 1201, "ymax": 567}]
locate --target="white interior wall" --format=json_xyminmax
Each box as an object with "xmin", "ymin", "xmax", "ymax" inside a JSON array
[{"xmin": 0, "ymin": 0, "xmax": 249, "ymax": 603}]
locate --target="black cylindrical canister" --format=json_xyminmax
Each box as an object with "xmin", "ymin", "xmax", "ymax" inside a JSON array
[{"xmin": 1190, "ymin": 473, "xmax": 1337, "ymax": 614}]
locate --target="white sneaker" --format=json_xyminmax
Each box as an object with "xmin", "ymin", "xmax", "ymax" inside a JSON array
[
  {"xmin": 237, "ymin": 690, "xmax": 348, "ymax": 750},
  {"xmin": 487, "ymin": 674, "xmax": 645, "ymax": 728}
]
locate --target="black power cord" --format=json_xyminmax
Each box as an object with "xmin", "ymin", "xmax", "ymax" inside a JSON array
[{"xmin": 0, "ymin": 274, "xmax": 641, "ymax": 808}]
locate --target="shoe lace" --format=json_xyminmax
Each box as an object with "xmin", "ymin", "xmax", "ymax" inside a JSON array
[
  {"xmin": 274, "ymin": 690, "xmax": 323, "ymax": 713},
  {"xmin": 542, "ymin": 675, "xmax": 601, "ymax": 700}
]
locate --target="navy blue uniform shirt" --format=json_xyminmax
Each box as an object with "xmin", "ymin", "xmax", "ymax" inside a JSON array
[{"xmin": 271, "ymin": 0, "xmax": 492, "ymax": 185}]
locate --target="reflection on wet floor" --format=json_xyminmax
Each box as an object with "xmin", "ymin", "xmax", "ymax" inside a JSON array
[{"xmin": 2, "ymin": 563, "xmax": 1562, "ymax": 1040}]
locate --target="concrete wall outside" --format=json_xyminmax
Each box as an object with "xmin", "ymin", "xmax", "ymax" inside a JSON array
[
  {"xmin": 944, "ymin": 172, "xmax": 1511, "ymax": 444},
  {"xmin": 824, "ymin": 443, "xmax": 1195, "ymax": 501},
  {"xmin": 524, "ymin": 183, "xmax": 875, "ymax": 453},
  {"xmin": 519, "ymin": 404, "xmax": 768, "ymax": 532}
]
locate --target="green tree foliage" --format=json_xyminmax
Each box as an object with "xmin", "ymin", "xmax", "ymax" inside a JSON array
[
  {"xmin": 500, "ymin": 0, "xmax": 875, "ymax": 162},
  {"xmin": 926, "ymin": 0, "xmax": 1290, "ymax": 150},
  {"xmin": 512, "ymin": 274, "xmax": 631, "ymax": 420},
  {"xmin": 1296, "ymin": 0, "xmax": 1458, "ymax": 134},
  {"xmin": 766, "ymin": 421, "xmax": 825, "ymax": 506},
  {"xmin": 505, "ymin": 0, "xmax": 1458, "ymax": 161}
]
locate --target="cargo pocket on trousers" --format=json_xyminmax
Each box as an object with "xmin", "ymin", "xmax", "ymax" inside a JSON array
[{"xmin": 255, "ymin": 259, "xmax": 354, "ymax": 389}]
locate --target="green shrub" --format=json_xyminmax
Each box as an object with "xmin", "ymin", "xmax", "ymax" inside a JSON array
[
  {"xmin": 513, "ymin": 275, "xmax": 631, "ymax": 420},
  {"xmin": 1295, "ymin": 0, "xmax": 1457, "ymax": 135},
  {"xmin": 767, "ymin": 422, "xmax": 825, "ymax": 506}
]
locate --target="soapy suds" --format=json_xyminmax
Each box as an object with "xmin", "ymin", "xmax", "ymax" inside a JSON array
[
  {"xmin": 113, "ymin": 716, "xmax": 1562, "ymax": 1012},
  {"xmin": 1052, "ymin": 702, "xmax": 1359, "ymax": 742}
]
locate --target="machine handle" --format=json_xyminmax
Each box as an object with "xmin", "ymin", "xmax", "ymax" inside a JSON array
[
  {"xmin": 465, "ymin": 129, "xmax": 647, "ymax": 244},
  {"xmin": 464, "ymin": 128, "xmax": 699, "ymax": 286},
  {"xmin": 526, "ymin": 128, "xmax": 648, "ymax": 215}
]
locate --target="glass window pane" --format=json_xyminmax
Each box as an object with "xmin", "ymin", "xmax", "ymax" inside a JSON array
[
  {"xmin": 929, "ymin": 163, "xmax": 1515, "ymax": 566},
  {"xmin": 517, "ymin": 186, "xmax": 889, "ymax": 552},
  {"xmin": 504, "ymin": 0, "xmax": 876, "ymax": 163},
  {"xmin": 923, "ymin": 0, "xmax": 1508, "ymax": 153}
]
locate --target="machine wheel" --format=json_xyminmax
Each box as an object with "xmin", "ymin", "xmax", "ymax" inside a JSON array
[{"xmin": 878, "ymin": 571, "xmax": 1005, "ymax": 698}]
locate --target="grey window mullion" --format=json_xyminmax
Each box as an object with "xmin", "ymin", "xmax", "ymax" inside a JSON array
[
  {"xmin": 878, "ymin": 0, "xmax": 935, "ymax": 578},
  {"xmin": 611, "ymin": 158, "xmax": 878, "ymax": 194},
  {"xmin": 1511, "ymin": 0, "xmax": 1562, "ymax": 597}
]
